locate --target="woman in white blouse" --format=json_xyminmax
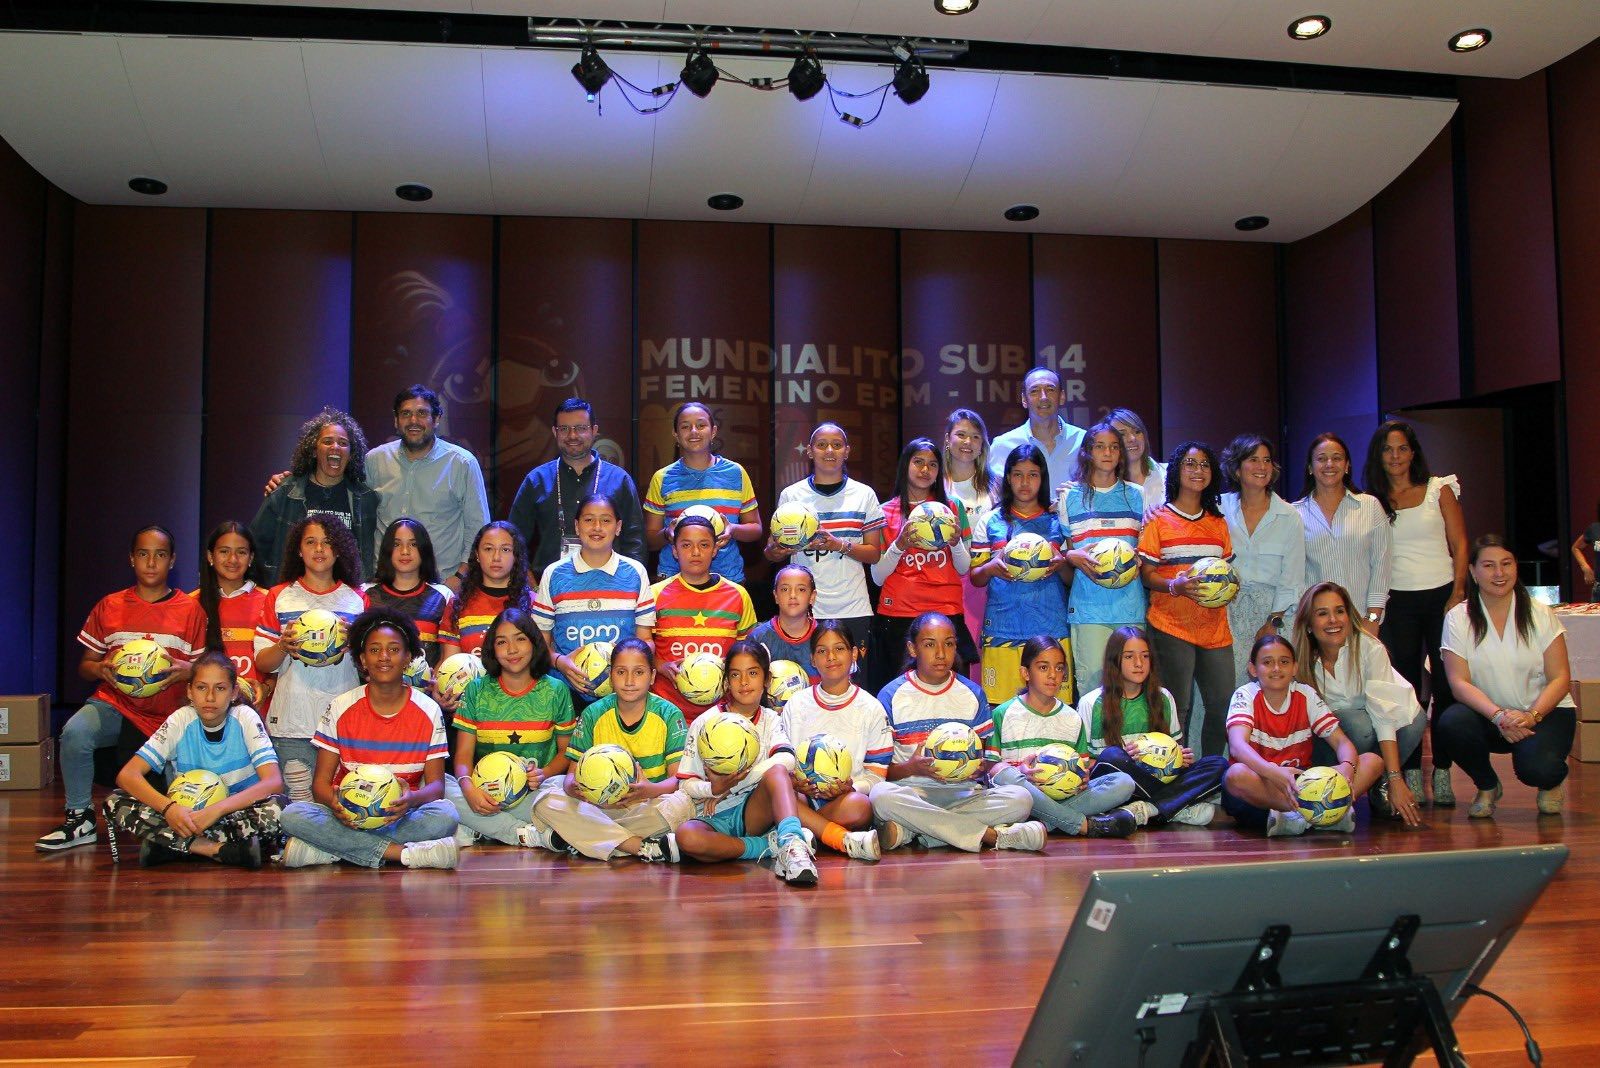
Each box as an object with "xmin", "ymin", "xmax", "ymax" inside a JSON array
[
  {"xmin": 1362, "ymin": 420, "xmax": 1469, "ymax": 808},
  {"xmin": 1292, "ymin": 581, "xmax": 1426, "ymax": 826},
  {"xmin": 1438, "ymin": 535, "xmax": 1575, "ymax": 819},
  {"xmin": 1220, "ymin": 434, "xmax": 1306, "ymax": 688},
  {"xmin": 943, "ymin": 408, "xmax": 995, "ymax": 677},
  {"xmin": 1109, "ymin": 407, "xmax": 1166, "ymax": 513},
  {"xmin": 1295, "ymin": 433, "xmax": 1391, "ymax": 635}
]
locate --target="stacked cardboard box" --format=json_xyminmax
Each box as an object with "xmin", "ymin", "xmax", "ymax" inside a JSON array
[
  {"xmin": 0, "ymin": 695, "xmax": 56, "ymax": 789},
  {"xmin": 1573, "ymin": 681, "xmax": 1600, "ymax": 763}
]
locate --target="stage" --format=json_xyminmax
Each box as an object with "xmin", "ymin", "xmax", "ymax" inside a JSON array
[{"xmin": 2, "ymin": 761, "xmax": 1594, "ymax": 1066}]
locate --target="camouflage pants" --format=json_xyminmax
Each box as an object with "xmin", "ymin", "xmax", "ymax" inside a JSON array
[{"xmin": 103, "ymin": 790, "xmax": 285, "ymax": 863}]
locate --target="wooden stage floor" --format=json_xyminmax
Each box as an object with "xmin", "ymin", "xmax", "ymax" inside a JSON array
[{"xmin": 2, "ymin": 760, "xmax": 1595, "ymax": 1067}]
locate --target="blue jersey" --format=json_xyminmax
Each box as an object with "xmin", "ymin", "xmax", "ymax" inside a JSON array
[
  {"xmin": 876, "ymin": 670, "xmax": 995, "ymax": 765},
  {"xmin": 532, "ymin": 552, "xmax": 656, "ymax": 656},
  {"xmin": 136, "ymin": 706, "xmax": 278, "ymax": 794},
  {"xmin": 1060, "ymin": 481, "xmax": 1147, "ymax": 627},
  {"xmin": 750, "ymin": 618, "xmax": 819, "ymax": 680},
  {"xmin": 976, "ymin": 509, "xmax": 1070, "ymax": 643},
  {"xmin": 644, "ymin": 457, "xmax": 756, "ymax": 582}
]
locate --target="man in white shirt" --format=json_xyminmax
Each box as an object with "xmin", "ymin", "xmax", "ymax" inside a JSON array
[{"xmin": 987, "ymin": 367, "xmax": 1086, "ymax": 501}]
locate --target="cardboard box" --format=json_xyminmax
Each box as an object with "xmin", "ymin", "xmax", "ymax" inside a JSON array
[
  {"xmin": 0, "ymin": 694, "xmax": 50, "ymax": 744},
  {"xmin": 0, "ymin": 739, "xmax": 56, "ymax": 789},
  {"xmin": 1577, "ymin": 723, "xmax": 1600, "ymax": 764},
  {"xmin": 1575, "ymin": 681, "xmax": 1600, "ymax": 723}
]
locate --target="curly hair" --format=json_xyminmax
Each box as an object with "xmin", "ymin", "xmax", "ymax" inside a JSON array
[
  {"xmin": 1163, "ymin": 441, "xmax": 1223, "ymax": 517},
  {"xmin": 288, "ymin": 406, "xmax": 369, "ymax": 484},
  {"xmin": 279, "ymin": 513, "xmax": 363, "ymax": 587},
  {"xmin": 460, "ymin": 521, "xmax": 533, "ymax": 612},
  {"xmin": 348, "ymin": 606, "xmax": 424, "ymax": 679}
]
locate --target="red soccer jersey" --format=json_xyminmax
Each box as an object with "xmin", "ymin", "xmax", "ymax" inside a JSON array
[
  {"xmin": 80, "ymin": 587, "xmax": 207, "ymax": 735},
  {"xmin": 649, "ymin": 574, "xmax": 756, "ymax": 723},
  {"xmin": 877, "ymin": 497, "xmax": 970, "ymax": 619},
  {"xmin": 194, "ymin": 583, "xmax": 268, "ymax": 683},
  {"xmin": 441, "ymin": 589, "xmax": 514, "ymax": 654},
  {"xmin": 314, "ymin": 686, "xmax": 449, "ymax": 790},
  {"xmin": 1224, "ymin": 682, "xmax": 1340, "ymax": 771}
]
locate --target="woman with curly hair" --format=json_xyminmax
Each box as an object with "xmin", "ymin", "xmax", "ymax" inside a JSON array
[{"xmin": 251, "ymin": 407, "xmax": 378, "ymax": 585}]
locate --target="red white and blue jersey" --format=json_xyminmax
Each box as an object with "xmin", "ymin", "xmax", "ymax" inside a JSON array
[
  {"xmin": 314, "ymin": 685, "xmax": 449, "ymax": 791},
  {"xmin": 80, "ymin": 587, "xmax": 208, "ymax": 736},
  {"xmin": 136, "ymin": 705, "xmax": 277, "ymax": 793},
  {"xmin": 254, "ymin": 580, "xmax": 366, "ymax": 739},
  {"xmin": 532, "ymin": 552, "xmax": 656, "ymax": 656},
  {"xmin": 876, "ymin": 670, "xmax": 996, "ymax": 766},
  {"xmin": 775, "ymin": 478, "xmax": 885, "ymax": 619},
  {"xmin": 750, "ymin": 618, "xmax": 819, "ymax": 681},
  {"xmin": 780, "ymin": 683, "xmax": 893, "ymax": 791},
  {"xmin": 440, "ymin": 588, "xmax": 514, "ymax": 654},
  {"xmin": 1225, "ymin": 682, "xmax": 1339, "ymax": 771},
  {"xmin": 361, "ymin": 582, "xmax": 454, "ymax": 666}
]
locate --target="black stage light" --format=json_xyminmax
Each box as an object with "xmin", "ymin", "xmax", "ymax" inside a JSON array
[
  {"xmin": 788, "ymin": 52, "xmax": 826, "ymax": 101},
  {"xmin": 571, "ymin": 46, "xmax": 612, "ymax": 99},
  {"xmin": 681, "ymin": 47, "xmax": 719, "ymax": 98},
  {"xmin": 892, "ymin": 54, "xmax": 929, "ymax": 104},
  {"xmin": 707, "ymin": 193, "xmax": 744, "ymax": 211}
]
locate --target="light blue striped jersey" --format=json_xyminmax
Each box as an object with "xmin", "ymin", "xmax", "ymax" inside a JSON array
[{"xmin": 136, "ymin": 705, "xmax": 277, "ymax": 794}]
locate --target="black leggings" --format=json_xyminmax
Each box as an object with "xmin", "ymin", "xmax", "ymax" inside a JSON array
[
  {"xmin": 1380, "ymin": 583, "xmax": 1456, "ymax": 769},
  {"xmin": 1434, "ymin": 704, "xmax": 1574, "ymax": 791}
]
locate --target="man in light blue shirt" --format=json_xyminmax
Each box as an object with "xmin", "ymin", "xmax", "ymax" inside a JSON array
[
  {"xmin": 366, "ymin": 385, "xmax": 490, "ymax": 590},
  {"xmin": 987, "ymin": 367, "xmax": 1086, "ymax": 501}
]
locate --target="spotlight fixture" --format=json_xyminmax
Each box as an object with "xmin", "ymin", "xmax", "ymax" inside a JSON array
[
  {"xmin": 1234, "ymin": 215, "xmax": 1269, "ymax": 232},
  {"xmin": 892, "ymin": 54, "xmax": 930, "ymax": 105},
  {"xmin": 571, "ymin": 45, "xmax": 612, "ymax": 99},
  {"xmin": 395, "ymin": 183, "xmax": 434, "ymax": 203},
  {"xmin": 1287, "ymin": 15, "xmax": 1331, "ymax": 41},
  {"xmin": 934, "ymin": 0, "xmax": 979, "ymax": 13},
  {"xmin": 787, "ymin": 52, "xmax": 826, "ymax": 101},
  {"xmin": 1004, "ymin": 204, "xmax": 1040, "ymax": 223},
  {"xmin": 1448, "ymin": 28, "xmax": 1492, "ymax": 53},
  {"xmin": 707, "ymin": 193, "xmax": 744, "ymax": 211},
  {"xmin": 681, "ymin": 47, "xmax": 719, "ymax": 98},
  {"xmin": 127, "ymin": 176, "xmax": 167, "ymax": 196}
]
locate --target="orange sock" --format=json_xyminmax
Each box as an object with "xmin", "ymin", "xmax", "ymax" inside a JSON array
[{"xmin": 820, "ymin": 822, "xmax": 848, "ymax": 853}]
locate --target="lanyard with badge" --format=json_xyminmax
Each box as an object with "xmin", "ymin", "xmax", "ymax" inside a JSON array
[{"xmin": 556, "ymin": 457, "xmax": 603, "ymax": 563}]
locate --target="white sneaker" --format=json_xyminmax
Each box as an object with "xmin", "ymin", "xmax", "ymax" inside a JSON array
[
  {"xmin": 877, "ymin": 819, "xmax": 911, "ymax": 851},
  {"xmin": 280, "ymin": 836, "xmax": 337, "ymax": 867},
  {"xmin": 1124, "ymin": 800, "xmax": 1158, "ymax": 827},
  {"xmin": 995, "ymin": 821, "xmax": 1048, "ymax": 852},
  {"xmin": 453, "ymin": 823, "xmax": 477, "ymax": 848},
  {"xmin": 773, "ymin": 838, "xmax": 819, "ymax": 885},
  {"xmin": 1266, "ymin": 810, "xmax": 1309, "ymax": 837},
  {"xmin": 1536, "ymin": 783, "xmax": 1565, "ymax": 815},
  {"xmin": 1322, "ymin": 809, "xmax": 1356, "ymax": 834},
  {"xmin": 637, "ymin": 834, "xmax": 680, "ymax": 863},
  {"xmin": 842, "ymin": 829, "xmax": 881, "ymax": 862},
  {"xmin": 764, "ymin": 826, "xmax": 816, "ymax": 859},
  {"xmin": 1170, "ymin": 802, "xmax": 1216, "ymax": 827},
  {"xmin": 515, "ymin": 823, "xmax": 561, "ymax": 851},
  {"xmin": 400, "ymin": 837, "xmax": 460, "ymax": 870}
]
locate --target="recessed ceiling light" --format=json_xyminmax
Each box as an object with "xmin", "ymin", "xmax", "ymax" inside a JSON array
[
  {"xmin": 1287, "ymin": 15, "xmax": 1331, "ymax": 41},
  {"xmin": 1004, "ymin": 204, "xmax": 1040, "ymax": 223},
  {"xmin": 1235, "ymin": 215, "xmax": 1269, "ymax": 232},
  {"xmin": 1448, "ymin": 28, "xmax": 1492, "ymax": 53},
  {"xmin": 128, "ymin": 176, "xmax": 167, "ymax": 196},
  {"xmin": 935, "ymin": 0, "xmax": 979, "ymax": 14},
  {"xmin": 395, "ymin": 183, "xmax": 433, "ymax": 202},
  {"xmin": 707, "ymin": 193, "xmax": 744, "ymax": 211}
]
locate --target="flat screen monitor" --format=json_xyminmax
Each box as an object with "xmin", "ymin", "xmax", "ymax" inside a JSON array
[{"xmin": 1014, "ymin": 844, "xmax": 1568, "ymax": 1067}]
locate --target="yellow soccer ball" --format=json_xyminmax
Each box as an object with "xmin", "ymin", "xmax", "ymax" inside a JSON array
[
  {"xmin": 1186, "ymin": 557, "xmax": 1241, "ymax": 609},
  {"xmin": 695, "ymin": 710, "xmax": 762, "ymax": 777},
  {"xmin": 472, "ymin": 751, "xmax": 531, "ymax": 810},
  {"xmin": 1296, "ymin": 765, "xmax": 1354, "ymax": 828},
  {"xmin": 435, "ymin": 652, "xmax": 486, "ymax": 704},
  {"xmin": 769, "ymin": 501, "xmax": 821, "ymax": 551},
  {"xmin": 677, "ymin": 504, "xmax": 727, "ymax": 541},
  {"xmin": 796, "ymin": 733, "xmax": 854, "ymax": 792},
  {"xmin": 674, "ymin": 652, "xmax": 726, "ymax": 706},
  {"xmin": 1027, "ymin": 743, "xmax": 1093, "ymax": 801},
  {"xmin": 1086, "ymin": 538, "xmax": 1139, "ymax": 589},
  {"xmin": 288, "ymin": 609, "xmax": 348, "ymax": 667},
  {"xmin": 924, "ymin": 721, "xmax": 982, "ymax": 782},
  {"xmin": 573, "ymin": 744, "xmax": 638, "ymax": 807},
  {"xmin": 166, "ymin": 769, "xmax": 229, "ymax": 810},
  {"xmin": 571, "ymin": 641, "xmax": 615, "ymax": 699},
  {"xmin": 1128, "ymin": 731, "xmax": 1183, "ymax": 783},
  {"xmin": 904, "ymin": 501, "xmax": 960, "ymax": 550},
  {"xmin": 110, "ymin": 638, "xmax": 174, "ymax": 699},
  {"xmin": 767, "ymin": 659, "xmax": 810, "ymax": 706},
  {"xmin": 1000, "ymin": 533, "xmax": 1055, "ymax": 582},
  {"xmin": 335, "ymin": 765, "xmax": 404, "ymax": 830}
]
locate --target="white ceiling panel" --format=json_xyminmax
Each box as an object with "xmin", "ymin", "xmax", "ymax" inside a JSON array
[{"xmin": 301, "ymin": 40, "xmax": 494, "ymax": 212}]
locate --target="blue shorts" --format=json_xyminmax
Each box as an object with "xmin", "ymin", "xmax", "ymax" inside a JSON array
[{"xmin": 702, "ymin": 792, "xmax": 753, "ymax": 836}]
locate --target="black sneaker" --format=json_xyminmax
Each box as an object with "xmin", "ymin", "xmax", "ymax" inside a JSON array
[
  {"xmin": 217, "ymin": 837, "xmax": 263, "ymax": 870},
  {"xmin": 36, "ymin": 809, "xmax": 97, "ymax": 852},
  {"xmin": 1084, "ymin": 810, "xmax": 1138, "ymax": 839},
  {"xmin": 139, "ymin": 839, "xmax": 184, "ymax": 868}
]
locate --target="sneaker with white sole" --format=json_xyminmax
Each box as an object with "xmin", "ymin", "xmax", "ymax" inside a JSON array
[
  {"xmin": 1468, "ymin": 783, "xmax": 1503, "ymax": 819},
  {"xmin": 1321, "ymin": 809, "xmax": 1356, "ymax": 834},
  {"xmin": 1124, "ymin": 800, "xmax": 1158, "ymax": 827},
  {"xmin": 773, "ymin": 838, "xmax": 819, "ymax": 885},
  {"xmin": 401, "ymin": 837, "xmax": 459, "ymax": 869},
  {"xmin": 877, "ymin": 819, "xmax": 911, "ymax": 851},
  {"xmin": 515, "ymin": 823, "xmax": 565, "ymax": 852},
  {"xmin": 764, "ymin": 826, "xmax": 816, "ymax": 859},
  {"xmin": 1431, "ymin": 767, "xmax": 1456, "ymax": 807},
  {"xmin": 280, "ymin": 836, "xmax": 338, "ymax": 867},
  {"xmin": 1536, "ymin": 783, "xmax": 1565, "ymax": 815},
  {"xmin": 637, "ymin": 834, "xmax": 680, "ymax": 863},
  {"xmin": 1169, "ymin": 802, "xmax": 1216, "ymax": 827},
  {"xmin": 453, "ymin": 823, "xmax": 477, "ymax": 848},
  {"xmin": 35, "ymin": 809, "xmax": 97, "ymax": 852},
  {"xmin": 841, "ymin": 829, "xmax": 881, "ymax": 861},
  {"xmin": 995, "ymin": 820, "xmax": 1048, "ymax": 851},
  {"xmin": 1266, "ymin": 810, "xmax": 1309, "ymax": 837}
]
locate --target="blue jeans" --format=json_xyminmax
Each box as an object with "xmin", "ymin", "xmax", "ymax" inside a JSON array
[
  {"xmin": 990, "ymin": 762, "xmax": 1135, "ymax": 835},
  {"xmin": 1313, "ymin": 708, "xmax": 1425, "ymax": 768},
  {"xmin": 60, "ymin": 699, "xmax": 124, "ymax": 811},
  {"xmin": 270, "ymin": 736, "xmax": 319, "ymax": 803},
  {"xmin": 1435, "ymin": 704, "xmax": 1574, "ymax": 791},
  {"xmin": 279, "ymin": 799, "xmax": 458, "ymax": 868},
  {"xmin": 445, "ymin": 774, "xmax": 540, "ymax": 845},
  {"xmin": 1094, "ymin": 748, "xmax": 1227, "ymax": 824}
]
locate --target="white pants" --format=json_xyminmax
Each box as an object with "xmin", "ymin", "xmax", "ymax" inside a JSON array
[
  {"xmin": 530, "ymin": 776, "xmax": 695, "ymax": 860},
  {"xmin": 868, "ymin": 778, "xmax": 1032, "ymax": 852}
]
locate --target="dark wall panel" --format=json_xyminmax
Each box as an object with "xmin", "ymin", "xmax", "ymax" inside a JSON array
[
  {"xmin": 1373, "ymin": 129, "xmax": 1459, "ymax": 411},
  {"xmin": 1156, "ymin": 240, "xmax": 1279, "ymax": 458},
  {"xmin": 900, "ymin": 231, "xmax": 1032, "ymax": 447},
  {"xmin": 206, "ymin": 210, "xmax": 353, "ymax": 536},
  {"xmin": 351, "ymin": 213, "xmax": 494, "ymax": 466},
  {"xmin": 1552, "ymin": 39, "xmax": 1600, "ymax": 589},
  {"xmin": 773, "ymin": 226, "xmax": 899, "ymax": 496},
  {"xmin": 1284, "ymin": 207, "xmax": 1378, "ymax": 496},
  {"xmin": 63, "ymin": 206, "xmax": 206, "ymax": 699},
  {"xmin": 495, "ymin": 216, "xmax": 634, "ymax": 515},
  {"xmin": 635, "ymin": 219, "xmax": 773, "ymax": 506},
  {"xmin": 0, "ymin": 138, "xmax": 46, "ymax": 693},
  {"xmin": 33, "ymin": 187, "xmax": 73, "ymax": 696},
  {"xmin": 1031, "ymin": 233, "xmax": 1160, "ymax": 445},
  {"xmin": 1459, "ymin": 73, "xmax": 1561, "ymax": 395}
]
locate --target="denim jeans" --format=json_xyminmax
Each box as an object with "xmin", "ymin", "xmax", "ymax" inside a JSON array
[
  {"xmin": 990, "ymin": 762, "xmax": 1135, "ymax": 835},
  {"xmin": 445, "ymin": 773, "xmax": 542, "ymax": 845},
  {"xmin": 270, "ymin": 736, "xmax": 319, "ymax": 803},
  {"xmin": 1312, "ymin": 708, "xmax": 1425, "ymax": 767},
  {"xmin": 279, "ymin": 799, "xmax": 458, "ymax": 868},
  {"xmin": 60, "ymin": 699, "xmax": 125, "ymax": 811}
]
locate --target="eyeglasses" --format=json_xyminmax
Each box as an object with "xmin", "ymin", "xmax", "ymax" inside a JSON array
[
  {"xmin": 1181, "ymin": 458, "xmax": 1212, "ymax": 470},
  {"xmin": 553, "ymin": 424, "xmax": 594, "ymax": 436}
]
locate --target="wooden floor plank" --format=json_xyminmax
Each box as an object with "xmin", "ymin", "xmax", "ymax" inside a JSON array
[{"xmin": 2, "ymin": 758, "xmax": 1594, "ymax": 1065}]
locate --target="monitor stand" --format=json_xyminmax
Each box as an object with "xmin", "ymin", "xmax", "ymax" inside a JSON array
[{"xmin": 1180, "ymin": 915, "xmax": 1470, "ymax": 1068}]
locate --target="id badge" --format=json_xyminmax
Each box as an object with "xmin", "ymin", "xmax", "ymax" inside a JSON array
[{"xmin": 560, "ymin": 537, "xmax": 581, "ymax": 563}]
